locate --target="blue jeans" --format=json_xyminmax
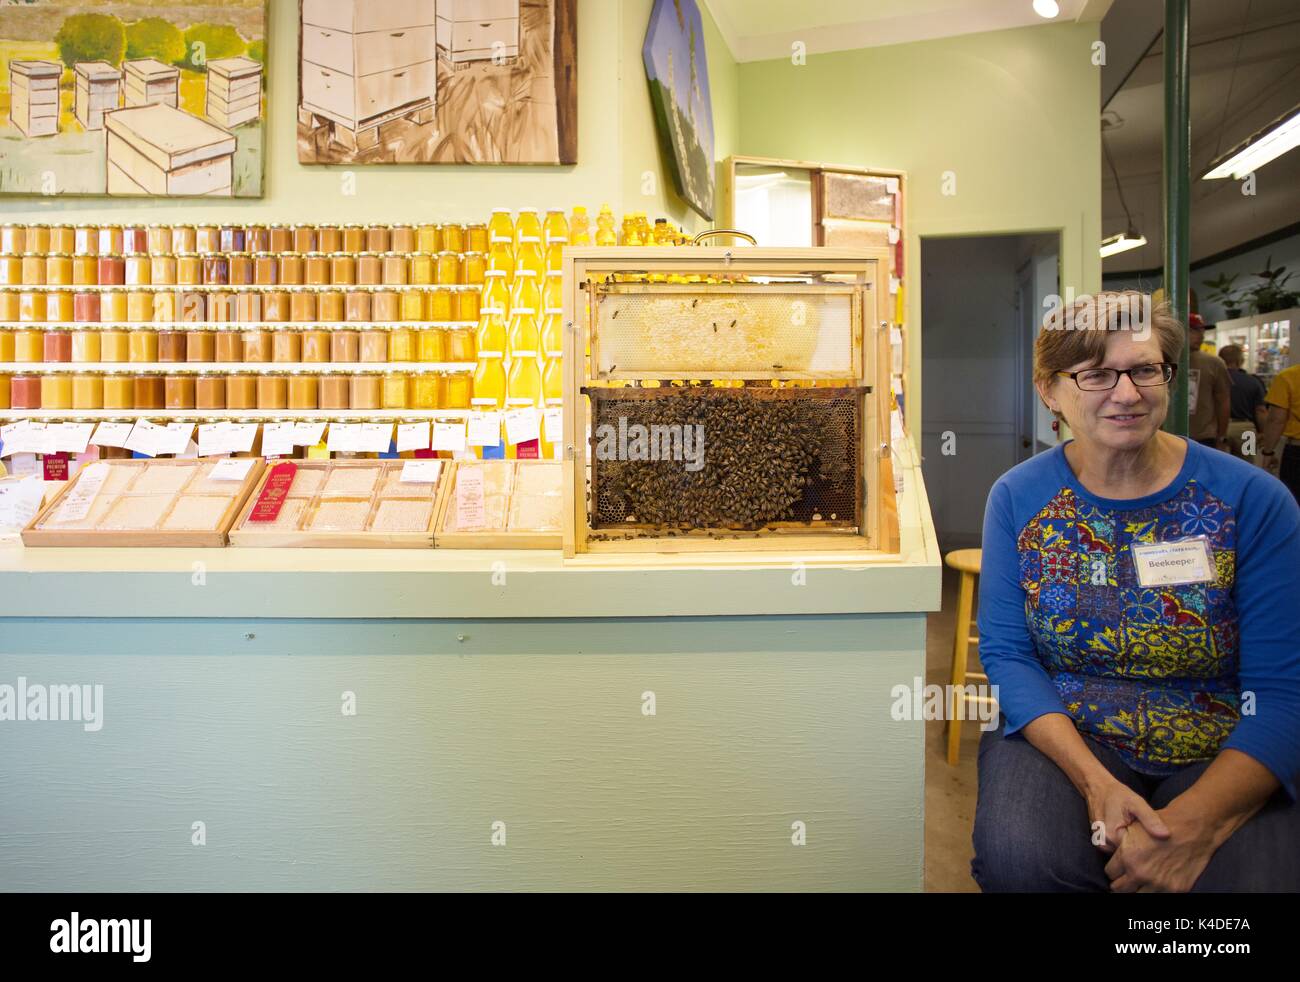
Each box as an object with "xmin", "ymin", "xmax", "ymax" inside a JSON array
[{"xmin": 970, "ymin": 719, "xmax": 1300, "ymax": 892}]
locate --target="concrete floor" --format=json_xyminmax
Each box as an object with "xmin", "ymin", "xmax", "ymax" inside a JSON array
[{"xmin": 924, "ymin": 565, "xmax": 984, "ymax": 892}]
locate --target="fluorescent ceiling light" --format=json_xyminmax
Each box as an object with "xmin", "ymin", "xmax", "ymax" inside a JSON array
[
  {"xmin": 1100, "ymin": 230, "xmax": 1146, "ymax": 258},
  {"xmin": 1202, "ymin": 104, "xmax": 1300, "ymax": 179},
  {"xmin": 1033, "ymin": 0, "xmax": 1061, "ymax": 18}
]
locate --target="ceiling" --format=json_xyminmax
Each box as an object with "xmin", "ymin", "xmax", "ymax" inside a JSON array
[
  {"xmin": 703, "ymin": 0, "xmax": 1109, "ymax": 63},
  {"xmin": 1102, "ymin": 0, "xmax": 1300, "ymax": 273}
]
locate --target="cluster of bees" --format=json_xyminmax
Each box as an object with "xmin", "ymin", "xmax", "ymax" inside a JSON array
[{"xmin": 596, "ymin": 394, "xmax": 848, "ymax": 530}]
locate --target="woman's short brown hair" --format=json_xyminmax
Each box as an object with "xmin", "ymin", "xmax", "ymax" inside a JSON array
[{"xmin": 1034, "ymin": 290, "xmax": 1184, "ymax": 389}]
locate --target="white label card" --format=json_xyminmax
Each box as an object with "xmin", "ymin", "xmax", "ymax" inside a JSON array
[
  {"xmin": 327, "ymin": 424, "xmax": 361, "ymax": 452},
  {"xmin": 210, "ymin": 458, "xmax": 255, "ymax": 482},
  {"xmin": 455, "ymin": 466, "xmax": 486, "ymax": 529},
  {"xmin": 397, "ymin": 422, "xmax": 430, "ymax": 453},
  {"xmin": 504, "ymin": 407, "xmax": 540, "ymax": 444},
  {"xmin": 0, "ymin": 477, "xmax": 46, "ymax": 532},
  {"xmin": 261, "ymin": 422, "xmax": 296, "ymax": 458},
  {"xmin": 1, "ymin": 421, "xmax": 33, "ymax": 456},
  {"xmin": 51, "ymin": 423, "xmax": 96, "ymax": 455},
  {"xmin": 360, "ymin": 422, "xmax": 394, "ymax": 453},
  {"xmin": 52, "ymin": 462, "xmax": 109, "ymax": 524},
  {"xmin": 543, "ymin": 407, "xmax": 563, "ymax": 445},
  {"xmin": 158, "ymin": 423, "xmax": 195, "ymax": 456},
  {"xmin": 124, "ymin": 420, "xmax": 164, "ymax": 456},
  {"xmin": 432, "ymin": 421, "xmax": 467, "ymax": 453},
  {"xmin": 1131, "ymin": 538, "xmax": 1217, "ymax": 588},
  {"xmin": 294, "ymin": 422, "xmax": 327, "ymax": 447},
  {"xmin": 400, "ymin": 460, "xmax": 442, "ymax": 484},
  {"xmin": 467, "ymin": 411, "xmax": 501, "ymax": 448},
  {"xmin": 91, "ymin": 422, "xmax": 134, "ymax": 449}
]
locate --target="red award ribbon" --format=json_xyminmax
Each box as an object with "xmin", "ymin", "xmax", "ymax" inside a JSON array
[{"xmin": 247, "ymin": 461, "xmax": 298, "ymax": 522}]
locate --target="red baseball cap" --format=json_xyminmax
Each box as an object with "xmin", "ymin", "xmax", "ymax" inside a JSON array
[{"xmin": 1188, "ymin": 313, "xmax": 1206, "ymax": 329}]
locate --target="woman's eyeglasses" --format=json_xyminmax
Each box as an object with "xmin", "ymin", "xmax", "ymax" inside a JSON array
[{"xmin": 1056, "ymin": 362, "xmax": 1176, "ymax": 391}]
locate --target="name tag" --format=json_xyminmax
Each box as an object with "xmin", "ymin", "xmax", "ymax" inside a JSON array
[{"xmin": 1131, "ymin": 537, "xmax": 1216, "ymax": 587}]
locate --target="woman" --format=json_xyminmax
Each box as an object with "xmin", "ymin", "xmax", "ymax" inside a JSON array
[{"xmin": 971, "ymin": 292, "xmax": 1300, "ymax": 892}]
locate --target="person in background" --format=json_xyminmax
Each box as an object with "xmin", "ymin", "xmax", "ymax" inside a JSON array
[
  {"xmin": 1218, "ymin": 344, "xmax": 1267, "ymax": 460},
  {"xmin": 1261, "ymin": 362, "xmax": 1300, "ymax": 504},
  {"xmin": 1188, "ymin": 314, "xmax": 1230, "ymax": 452}
]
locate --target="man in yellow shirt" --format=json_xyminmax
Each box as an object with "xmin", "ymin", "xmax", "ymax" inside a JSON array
[{"xmin": 1262, "ymin": 363, "xmax": 1300, "ymax": 503}]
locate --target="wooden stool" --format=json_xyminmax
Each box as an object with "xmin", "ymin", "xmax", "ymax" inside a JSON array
[{"xmin": 944, "ymin": 548, "xmax": 991, "ymax": 765}]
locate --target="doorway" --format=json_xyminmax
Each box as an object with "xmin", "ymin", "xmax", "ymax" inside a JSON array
[{"xmin": 920, "ymin": 233, "xmax": 1061, "ymax": 549}]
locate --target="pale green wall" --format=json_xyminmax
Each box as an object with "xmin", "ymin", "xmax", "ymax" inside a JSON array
[
  {"xmin": 736, "ymin": 23, "xmax": 1103, "ymax": 433},
  {"xmin": 2, "ymin": 0, "xmax": 738, "ymax": 233}
]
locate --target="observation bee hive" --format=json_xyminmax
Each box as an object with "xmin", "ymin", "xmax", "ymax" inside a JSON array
[{"xmin": 561, "ymin": 247, "xmax": 899, "ymax": 556}]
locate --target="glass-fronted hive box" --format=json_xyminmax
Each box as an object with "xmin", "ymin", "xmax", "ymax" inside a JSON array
[{"xmin": 560, "ymin": 247, "xmax": 898, "ymax": 556}]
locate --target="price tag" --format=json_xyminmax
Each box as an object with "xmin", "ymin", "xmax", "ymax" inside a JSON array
[
  {"xmin": 400, "ymin": 459, "xmax": 443, "ymax": 484},
  {"xmin": 504, "ymin": 407, "xmax": 540, "ymax": 444},
  {"xmin": 467, "ymin": 411, "xmax": 501, "ymax": 448},
  {"xmin": 359, "ymin": 422, "xmax": 394, "ymax": 453},
  {"xmin": 294, "ymin": 422, "xmax": 327, "ymax": 447},
  {"xmin": 209, "ymin": 458, "xmax": 255, "ymax": 482},
  {"xmin": 1, "ymin": 421, "xmax": 31, "ymax": 456},
  {"xmin": 90, "ymin": 421, "xmax": 134, "ymax": 449},
  {"xmin": 224, "ymin": 423, "xmax": 258, "ymax": 454},
  {"xmin": 7, "ymin": 454, "xmax": 38, "ymax": 478},
  {"xmin": 327, "ymin": 423, "xmax": 361, "ymax": 452},
  {"xmin": 396, "ymin": 422, "xmax": 430, "ymax": 453},
  {"xmin": 0, "ymin": 476, "xmax": 46, "ymax": 532},
  {"xmin": 261, "ymin": 422, "xmax": 296, "ymax": 458},
  {"xmin": 124, "ymin": 420, "xmax": 164, "ymax": 456},
  {"xmin": 51, "ymin": 462, "xmax": 110, "ymax": 524},
  {"xmin": 432, "ymin": 421, "xmax": 467, "ymax": 453},
  {"xmin": 26, "ymin": 423, "xmax": 54, "ymax": 455},
  {"xmin": 455, "ymin": 465, "xmax": 486, "ymax": 529},
  {"xmin": 157, "ymin": 422, "xmax": 195, "ymax": 456},
  {"xmin": 543, "ymin": 407, "xmax": 563, "ymax": 445},
  {"xmin": 198, "ymin": 423, "xmax": 231, "ymax": 457},
  {"xmin": 50, "ymin": 423, "xmax": 95, "ymax": 455}
]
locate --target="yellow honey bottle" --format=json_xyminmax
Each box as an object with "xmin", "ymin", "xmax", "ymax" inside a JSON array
[
  {"xmin": 505, "ymin": 349, "xmax": 543, "ymax": 459},
  {"xmin": 510, "ymin": 268, "xmax": 541, "ymax": 314},
  {"xmin": 476, "ymin": 305, "xmax": 508, "ymax": 357},
  {"xmin": 543, "ymin": 209, "xmax": 569, "ymax": 247},
  {"xmin": 515, "ymin": 235, "xmax": 544, "ymax": 279},
  {"xmin": 481, "ymin": 268, "xmax": 511, "ymax": 319},
  {"xmin": 569, "ymin": 206, "xmax": 591, "ymax": 246},
  {"xmin": 508, "ymin": 306, "xmax": 539, "ymax": 356},
  {"xmin": 514, "ymin": 209, "xmax": 542, "ymax": 250},
  {"xmin": 543, "ymin": 271, "xmax": 563, "ymax": 312},
  {"xmin": 595, "ymin": 204, "xmax": 617, "ymax": 247},
  {"xmin": 471, "ymin": 354, "xmax": 506, "ymax": 459},
  {"xmin": 488, "ymin": 208, "xmax": 515, "ymax": 244},
  {"xmin": 487, "ymin": 238, "xmax": 515, "ymax": 283}
]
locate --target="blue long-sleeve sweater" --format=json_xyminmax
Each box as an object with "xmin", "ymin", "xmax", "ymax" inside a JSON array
[{"xmin": 977, "ymin": 438, "xmax": 1300, "ymax": 799}]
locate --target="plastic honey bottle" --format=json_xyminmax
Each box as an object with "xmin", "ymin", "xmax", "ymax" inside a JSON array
[
  {"xmin": 515, "ymin": 235, "xmax": 545, "ymax": 279},
  {"xmin": 471, "ymin": 353, "xmax": 507, "ymax": 459},
  {"xmin": 505, "ymin": 348, "xmax": 544, "ymax": 459},
  {"xmin": 514, "ymin": 209, "xmax": 542, "ymax": 249},
  {"xmin": 476, "ymin": 305, "xmax": 508, "ymax": 356},
  {"xmin": 543, "ymin": 271, "xmax": 563, "ymax": 313},
  {"xmin": 541, "ymin": 353, "xmax": 563, "ymax": 459},
  {"xmin": 481, "ymin": 268, "xmax": 511, "ymax": 319},
  {"xmin": 510, "ymin": 268, "xmax": 541, "ymax": 314},
  {"xmin": 508, "ymin": 306, "xmax": 540, "ymax": 357},
  {"xmin": 569, "ymin": 206, "xmax": 591, "ymax": 245},
  {"xmin": 488, "ymin": 208, "xmax": 515, "ymax": 245},
  {"xmin": 595, "ymin": 204, "xmax": 617, "ymax": 246},
  {"xmin": 545, "ymin": 237, "xmax": 566, "ymax": 274},
  {"xmin": 487, "ymin": 237, "xmax": 515, "ymax": 283},
  {"xmin": 543, "ymin": 209, "xmax": 569, "ymax": 246}
]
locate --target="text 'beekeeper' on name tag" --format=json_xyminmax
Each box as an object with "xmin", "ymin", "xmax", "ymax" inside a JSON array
[{"xmin": 1131, "ymin": 537, "xmax": 1216, "ymax": 588}]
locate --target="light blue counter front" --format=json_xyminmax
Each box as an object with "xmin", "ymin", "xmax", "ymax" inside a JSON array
[{"xmin": 0, "ymin": 450, "xmax": 941, "ymax": 892}]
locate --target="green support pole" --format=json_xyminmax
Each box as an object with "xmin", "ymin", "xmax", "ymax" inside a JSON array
[{"xmin": 1163, "ymin": 0, "xmax": 1191, "ymax": 435}]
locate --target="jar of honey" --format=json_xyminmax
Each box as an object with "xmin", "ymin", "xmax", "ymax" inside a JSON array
[
  {"xmin": 349, "ymin": 374, "xmax": 382, "ymax": 409},
  {"xmin": 124, "ymin": 254, "xmax": 151, "ymax": 285},
  {"xmin": 97, "ymin": 225, "xmax": 122, "ymax": 255},
  {"xmin": 317, "ymin": 225, "xmax": 342, "ymax": 253},
  {"xmin": 454, "ymin": 289, "xmax": 481, "ymax": 323},
  {"xmin": 445, "ymin": 372, "xmax": 473, "ymax": 409},
  {"xmin": 146, "ymin": 224, "xmax": 170, "ymax": 255},
  {"xmin": 226, "ymin": 375, "xmax": 256, "ymax": 410},
  {"xmin": 202, "ymin": 255, "xmax": 229, "ymax": 285},
  {"xmin": 412, "ymin": 373, "xmax": 442, "ymax": 409},
  {"xmin": 331, "ymin": 330, "xmax": 359, "ymax": 362},
  {"xmin": 400, "ymin": 289, "xmax": 425, "ymax": 321},
  {"xmin": 195, "ymin": 225, "xmax": 220, "ymax": 254},
  {"xmin": 133, "ymin": 374, "xmax": 165, "ymax": 409},
  {"xmin": 263, "ymin": 291, "xmax": 290, "ymax": 322},
  {"xmin": 389, "ymin": 225, "xmax": 416, "ymax": 253},
  {"xmin": 320, "ymin": 375, "xmax": 350, "ymax": 409},
  {"xmin": 176, "ymin": 253, "xmax": 202, "ymax": 285},
  {"xmin": 41, "ymin": 374, "xmax": 73, "ymax": 410},
  {"xmin": 357, "ymin": 252, "xmax": 382, "ymax": 286},
  {"xmin": 442, "ymin": 224, "xmax": 466, "ymax": 253},
  {"xmin": 122, "ymin": 226, "xmax": 148, "ymax": 255},
  {"xmin": 228, "ymin": 252, "xmax": 254, "ymax": 286},
  {"xmin": 10, "ymin": 374, "xmax": 41, "ymax": 409},
  {"xmin": 45, "ymin": 290, "xmax": 74, "ymax": 322},
  {"xmin": 74, "ymin": 225, "xmax": 98, "ymax": 256},
  {"xmin": 372, "ymin": 291, "xmax": 399, "ymax": 321},
  {"xmin": 70, "ymin": 329, "xmax": 101, "ymax": 362},
  {"xmin": 126, "ymin": 290, "xmax": 152, "ymax": 322},
  {"xmin": 151, "ymin": 292, "xmax": 177, "ymax": 323},
  {"xmin": 318, "ymin": 290, "xmax": 344, "ymax": 321},
  {"xmin": 14, "ymin": 329, "xmax": 45, "ymax": 362},
  {"xmin": 272, "ymin": 330, "xmax": 302, "ymax": 363},
  {"xmin": 0, "ymin": 254, "xmax": 21, "ymax": 285},
  {"xmin": 0, "ymin": 374, "xmax": 9, "ymax": 410},
  {"xmin": 100, "ymin": 290, "xmax": 128, "ymax": 322},
  {"xmin": 215, "ymin": 331, "xmax": 243, "ymax": 363},
  {"xmin": 366, "ymin": 225, "xmax": 391, "ymax": 253},
  {"xmin": 389, "ymin": 327, "xmax": 415, "ymax": 361},
  {"xmin": 342, "ymin": 224, "xmax": 366, "ymax": 253},
  {"xmin": 207, "ymin": 292, "xmax": 234, "ymax": 322},
  {"xmin": 0, "ymin": 331, "xmax": 12, "ymax": 362},
  {"xmin": 72, "ymin": 373, "xmax": 103, "ymax": 410},
  {"xmin": 165, "ymin": 374, "xmax": 196, "ymax": 409},
  {"xmin": 102, "ymin": 373, "xmax": 132, "ymax": 409},
  {"xmin": 0, "ymin": 290, "xmax": 17, "ymax": 321},
  {"xmin": 436, "ymin": 251, "xmax": 462, "ymax": 285},
  {"xmin": 409, "ymin": 252, "xmax": 435, "ymax": 286},
  {"xmin": 233, "ymin": 292, "xmax": 261, "ymax": 324},
  {"xmin": 19, "ymin": 291, "xmax": 44, "ymax": 323},
  {"xmin": 257, "ymin": 374, "xmax": 288, "ymax": 410},
  {"xmin": 344, "ymin": 290, "xmax": 371, "ymax": 322},
  {"xmin": 382, "ymin": 373, "xmax": 410, "ymax": 409},
  {"xmin": 290, "ymin": 292, "xmax": 317, "ymax": 322},
  {"xmin": 46, "ymin": 253, "xmax": 74, "ymax": 286},
  {"xmin": 302, "ymin": 329, "xmax": 330, "ymax": 363},
  {"xmin": 20, "ymin": 254, "xmax": 45, "ymax": 286},
  {"xmin": 268, "ymin": 225, "xmax": 292, "ymax": 253},
  {"xmin": 329, "ymin": 252, "xmax": 356, "ymax": 286},
  {"xmin": 0, "ymin": 226, "xmax": 25, "ymax": 253},
  {"xmin": 242, "ymin": 329, "xmax": 271, "ymax": 363},
  {"xmin": 253, "ymin": 252, "xmax": 279, "ymax": 285},
  {"xmin": 359, "ymin": 330, "xmax": 388, "ymax": 363},
  {"xmin": 292, "ymin": 225, "xmax": 317, "ymax": 253},
  {"xmin": 44, "ymin": 330, "xmax": 72, "ymax": 362},
  {"xmin": 172, "ymin": 226, "xmax": 198, "ymax": 254},
  {"xmin": 186, "ymin": 330, "xmax": 215, "ymax": 362},
  {"xmin": 417, "ymin": 224, "xmax": 440, "ymax": 253},
  {"xmin": 129, "ymin": 329, "xmax": 158, "ymax": 362},
  {"xmin": 462, "ymin": 251, "xmax": 487, "ymax": 285},
  {"xmin": 289, "ymin": 374, "xmax": 319, "ymax": 410},
  {"xmin": 417, "ymin": 328, "xmax": 445, "ymax": 362},
  {"xmin": 427, "ymin": 289, "xmax": 453, "ymax": 322},
  {"xmin": 100, "ymin": 329, "xmax": 129, "ymax": 363},
  {"xmin": 382, "ymin": 252, "xmax": 409, "ymax": 286},
  {"xmin": 150, "ymin": 254, "xmax": 178, "ymax": 285},
  {"xmin": 71, "ymin": 254, "xmax": 98, "ymax": 286},
  {"xmin": 196, "ymin": 374, "xmax": 226, "ymax": 409},
  {"xmin": 219, "ymin": 226, "xmax": 246, "ymax": 253},
  {"xmin": 446, "ymin": 326, "xmax": 476, "ymax": 362},
  {"xmin": 304, "ymin": 252, "xmax": 331, "ymax": 286},
  {"xmin": 466, "ymin": 224, "xmax": 489, "ymax": 253}
]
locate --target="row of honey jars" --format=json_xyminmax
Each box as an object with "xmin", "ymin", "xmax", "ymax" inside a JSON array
[
  {"xmin": 0, "ymin": 224, "xmax": 491, "ymax": 258},
  {"xmin": 0, "ymin": 251, "xmax": 491, "ymax": 288},
  {"xmin": 1, "ymin": 325, "xmax": 478, "ymax": 365},
  {"xmin": 1, "ymin": 372, "xmax": 474, "ymax": 411},
  {"xmin": 0, "ymin": 287, "xmax": 482, "ymax": 324}
]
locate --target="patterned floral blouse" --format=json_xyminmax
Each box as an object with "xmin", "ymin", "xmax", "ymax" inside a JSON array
[{"xmin": 978, "ymin": 438, "xmax": 1300, "ymax": 797}]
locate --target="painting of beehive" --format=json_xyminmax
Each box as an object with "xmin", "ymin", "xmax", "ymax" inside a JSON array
[
  {"xmin": 0, "ymin": 1, "xmax": 267, "ymax": 197},
  {"xmin": 298, "ymin": 0, "xmax": 577, "ymax": 165}
]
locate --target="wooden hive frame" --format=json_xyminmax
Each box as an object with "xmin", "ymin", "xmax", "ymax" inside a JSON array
[{"xmin": 561, "ymin": 246, "xmax": 898, "ymax": 557}]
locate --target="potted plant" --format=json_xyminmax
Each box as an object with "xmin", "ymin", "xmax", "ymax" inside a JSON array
[
  {"xmin": 1203, "ymin": 272, "xmax": 1245, "ymax": 319},
  {"xmin": 1246, "ymin": 256, "xmax": 1299, "ymax": 314}
]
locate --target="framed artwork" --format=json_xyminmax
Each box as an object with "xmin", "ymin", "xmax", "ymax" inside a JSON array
[
  {"xmin": 0, "ymin": 0, "xmax": 267, "ymax": 197},
  {"xmin": 297, "ymin": 0, "xmax": 577, "ymax": 165},
  {"xmin": 643, "ymin": 0, "xmax": 714, "ymax": 221}
]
